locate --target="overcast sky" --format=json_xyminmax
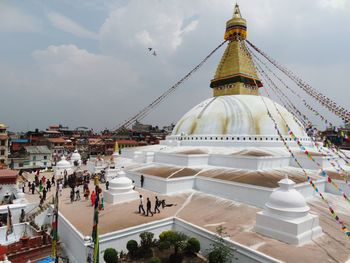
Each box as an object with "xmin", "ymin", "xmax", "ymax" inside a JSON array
[{"xmin": 1, "ymin": 0, "xmax": 349, "ymax": 132}]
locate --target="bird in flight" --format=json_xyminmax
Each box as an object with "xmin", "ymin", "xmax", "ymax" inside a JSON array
[{"xmin": 147, "ymin": 47, "xmax": 157, "ymax": 56}]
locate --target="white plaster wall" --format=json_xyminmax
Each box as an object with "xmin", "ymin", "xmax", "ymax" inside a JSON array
[
  {"xmin": 0, "ymin": 223, "xmax": 37, "ymax": 244},
  {"xmin": 295, "ymin": 179, "xmax": 326, "ymax": 200},
  {"xmin": 97, "ymin": 217, "xmax": 280, "ymax": 263},
  {"xmin": 58, "ymin": 212, "xmax": 88, "ymax": 263},
  {"xmin": 209, "ymin": 155, "xmax": 290, "ymax": 170},
  {"xmin": 165, "ymin": 177, "xmax": 195, "ymax": 194},
  {"xmin": 0, "ymin": 203, "xmax": 27, "ymax": 224},
  {"xmin": 99, "ymin": 218, "xmax": 173, "ymax": 261},
  {"xmin": 126, "ymin": 171, "xmax": 168, "ymax": 194},
  {"xmin": 195, "ymin": 177, "xmax": 273, "ymax": 208},
  {"xmin": 174, "ymin": 218, "xmax": 280, "ymax": 263},
  {"xmin": 325, "ymin": 179, "xmax": 350, "ymax": 196},
  {"xmin": 290, "ymin": 155, "xmax": 335, "ymax": 170},
  {"xmin": 154, "ymin": 152, "xmax": 209, "ymax": 167},
  {"xmin": 126, "ymin": 171, "xmax": 195, "ymax": 194}
]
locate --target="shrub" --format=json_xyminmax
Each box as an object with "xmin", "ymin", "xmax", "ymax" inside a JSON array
[
  {"xmin": 140, "ymin": 231, "xmax": 155, "ymax": 250},
  {"xmin": 149, "ymin": 256, "xmax": 161, "ymax": 263},
  {"xmin": 158, "ymin": 240, "xmax": 171, "ymax": 250},
  {"xmin": 103, "ymin": 248, "xmax": 118, "ymax": 263},
  {"xmin": 126, "ymin": 239, "xmax": 138, "ymax": 257},
  {"xmin": 207, "ymin": 226, "xmax": 233, "ymax": 263},
  {"xmin": 186, "ymin": 237, "xmax": 200, "ymax": 254},
  {"xmin": 159, "ymin": 230, "xmax": 188, "ymax": 255}
]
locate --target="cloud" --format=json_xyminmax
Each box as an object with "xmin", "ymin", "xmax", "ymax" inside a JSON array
[
  {"xmin": 0, "ymin": 3, "xmax": 40, "ymax": 32},
  {"xmin": 319, "ymin": 0, "xmax": 348, "ymax": 9},
  {"xmin": 100, "ymin": 0, "xmax": 201, "ymax": 56},
  {"xmin": 0, "ymin": 44, "xmax": 143, "ymax": 131},
  {"xmin": 48, "ymin": 12, "xmax": 98, "ymax": 39}
]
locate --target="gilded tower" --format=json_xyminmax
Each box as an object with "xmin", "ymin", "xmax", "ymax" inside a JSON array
[{"xmin": 210, "ymin": 3, "xmax": 262, "ymax": 97}]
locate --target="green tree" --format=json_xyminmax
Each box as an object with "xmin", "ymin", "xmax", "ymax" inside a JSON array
[
  {"xmin": 103, "ymin": 248, "xmax": 118, "ymax": 263},
  {"xmin": 139, "ymin": 231, "xmax": 155, "ymax": 258},
  {"xmin": 159, "ymin": 230, "xmax": 187, "ymax": 255},
  {"xmin": 186, "ymin": 237, "xmax": 200, "ymax": 254},
  {"xmin": 207, "ymin": 226, "xmax": 234, "ymax": 263},
  {"xmin": 126, "ymin": 240, "xmax": 138, "ymax": 258}
]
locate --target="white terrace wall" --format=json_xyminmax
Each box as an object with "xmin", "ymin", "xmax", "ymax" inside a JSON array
[
  {"xmin": 127, "ymin": 171, "xmax": 327, "ymax": 208},
  {"xmin": 173, "ymin": 218, "xmax": 281, "ymax": 263},
  {"xmin": 194, "ymin": 176, "xmax": 273, "ymax": 208},
  {"xmin": 325, "ymin": 179, "xmax": 350, "ymax": 196},
  {"xmin": 58, "ymin": 212, "xmax": 88, "ymax": 263},
  {"xmin": 57, "ymin": 214, "xmax": 281, "ymax": 263},
  {"xmin": 154, "ymin": 152, "xmax": 209, "ymax": 167},
  {"xmin": 208, "ymin": 155, "xmax": 290, "ymax": 170}
]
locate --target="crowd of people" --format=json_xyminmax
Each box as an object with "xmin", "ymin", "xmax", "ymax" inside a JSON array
[
  {"xmin": 20, "ymin": 170, "xmax": 177, "ymax": 218},
  {"xmin": 138, "ymin": 194, "xmax": 176, "ymax": 217}
]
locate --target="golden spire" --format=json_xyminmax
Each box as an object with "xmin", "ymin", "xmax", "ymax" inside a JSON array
[{"xmin": 210, "ymin": 3, "xmax": 262, "ymax": 97}]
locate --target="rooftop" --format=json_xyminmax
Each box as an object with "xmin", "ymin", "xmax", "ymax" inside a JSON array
[{"xmin": 22, "ymin": 171, "xmax": 350, "ymax": 263}]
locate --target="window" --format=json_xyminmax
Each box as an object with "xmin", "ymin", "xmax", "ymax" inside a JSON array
[
  {"xmin": 19, "ymin": 163, "xmax": 23, "ymax": 167},
  {"xmin": 0, "ymin": 150, "xmax": 5, "ymax": 156},
  {"xmin": 33, "ymin": 162, "xmax": 36, "ymax": 166},
  {"xmin": 0, "ymin": 159, "xmax": 4, "ymax": 164},
  {"xmin": 44, "ymin": 156, "xmax": 47, "ymax": 160},
  {"xmin": 0, "ymin": 140, "xmax": 5, "ymax": 146},
  {"xmin": 44, "ymin": 162, "xmax": 47, "ymax": 166},
  {"xmin": 32, "ymin": 156, "xmax": 36, "ymax": 161}
]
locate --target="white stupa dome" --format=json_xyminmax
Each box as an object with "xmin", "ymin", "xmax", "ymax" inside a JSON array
[
  {"xmin": 104, "ymin": 170, "xmax": 138, "ymax": 204},
  {"xmin": 56, "ymin": 156, "xmax": 71, "ymax": 169},
  {"xmin": 109, "ymin": 171, "xmax": 134, "ymax": 193},
  {"xmin": 265, "ymin": 176, "xmax": 309, "ymax": 218},
  {"xmin": 172, "ymin": 95, "xmax": 308, "ymax": 139},
  {"xmin": 71, "ymin": 149, "xmax": 81, "ymax": 162}
]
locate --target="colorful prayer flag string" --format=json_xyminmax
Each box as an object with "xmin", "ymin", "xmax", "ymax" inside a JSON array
[{"xmin": 258, "ymin": 92, "xmax": 350, "ymax": 239}]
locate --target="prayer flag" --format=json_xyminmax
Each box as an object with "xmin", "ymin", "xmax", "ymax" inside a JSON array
[
  {"xmin": 92, "ymin": 193, "xmax": 100, "ymax": 263},
  {"xmin": 6, "ymin": 207, "xmax": 13, "ymax": 241}
]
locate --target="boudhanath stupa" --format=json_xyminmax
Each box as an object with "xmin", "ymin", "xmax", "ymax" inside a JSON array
[{"xmin": 14, "ymin": 3, "xmax": 350, "ymax": 263}]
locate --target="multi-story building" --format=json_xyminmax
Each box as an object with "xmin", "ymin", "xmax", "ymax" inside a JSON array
[
  {"xmin": 9, "ymin": 146, "xmax": 52, "ymax": 170},
  {"xmin": 0, "ymin": 123, "xmax": 8, "ymax": 168}
]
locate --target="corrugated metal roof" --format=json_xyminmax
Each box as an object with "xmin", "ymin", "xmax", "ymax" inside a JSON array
[
  {"xmin": 25, "ymin": 145, "xmax": 51, "ymax": 154},
  {"xmin": 10, "ymin": 139, "xmax": 29, "ymax": 143}
]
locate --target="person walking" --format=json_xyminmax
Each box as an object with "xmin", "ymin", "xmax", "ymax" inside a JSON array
[
  {"xmin": 146, "ymin": 197, "xmax": 153, "ymax": 217},
  {"xmin": 51, "ymin": 175, "xmax": 55, "ymax": 186},
  {"xmin": 70, "ymin": 188, "xmax": 75, "ymax": 203},
  {"xmin": 31, "ymin": 183, "xmax": 35, "ymax": 195},
  {"xmin": 58, "ymin": 181, "xmax": 63, "ymax": 196},
  {"xmin": 85, "ymin": 188, "xmax": 90, "ymax": 201},
  {"xmin": 106, "ymin": 181, "xmax": 109, "ymax": 190},
  {"xmin": 39, "ymin": 180, "xmax": 43, "ymax": 193},
  {"xmin": 90, "ymin": 190, "xmax": 96, "ymax": 206},
  {"xmin": 46, "ymin": 180, "xmax": 51, "ymax": 192},
  {"xmin": 43, "ymin": 187, "xmax": 47, "ymax": 201},
  {"xmin": 140, "ymin": 174, "xmax": 144, "ymax": 188},
  {"xmin": 28, "ymin": 181, "xmax": 32, "ymax": 193},
  {"xmin": 154, "ymin": 196, "xmax": 160, "ymax": 214},
  {"xmin": 75, "ymin": 187, "xmax": 81, "ymax": 201},
  {"xmin": 138, "ymin": 195, "xmax": 145, "ymax": 214}
]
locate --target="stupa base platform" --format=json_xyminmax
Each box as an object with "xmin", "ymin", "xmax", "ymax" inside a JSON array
[
  {"xmin": 255, "ymin": 212, "xmax": 323, "ymax": 245},
  {"xmin": 104, "ymin": 191, "xmax": 139, "ymax": 204}
]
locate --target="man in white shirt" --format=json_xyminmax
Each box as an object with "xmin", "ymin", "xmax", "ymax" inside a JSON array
[{"xmin": 138, "ymin": 195, "xmax": 145, "ymax": 214}]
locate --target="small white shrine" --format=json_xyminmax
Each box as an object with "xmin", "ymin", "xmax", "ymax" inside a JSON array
[
  {"xmin": 255, "ymin": 176, "xmax": 322, "ymax": 245},
  {"xmin": 70, "ymin": 149, "xmax": 82, "ymax": 166},
  {"xmin": 54, "ymin": 156, "xmax": 73, "ymax": 178},
  {"xmin": 104, "ymin": 170, "xmax": 138, "ymax": 204}
]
